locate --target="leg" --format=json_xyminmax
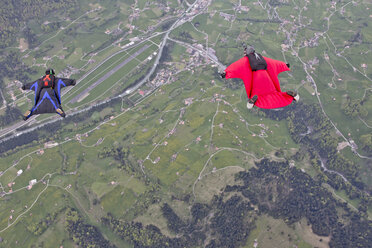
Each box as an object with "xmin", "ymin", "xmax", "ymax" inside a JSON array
[
  {"xmin": 34, "ymin": 84, "xmax": 43, "ymax": 105},
  {"xmin": 56, "ymin": 107, "xmax": 66, "ymax": 118},
  {"xmin": 247, "ymin": 95, "xmax": 258, "ymax": 109},
  {"xmin": 23, "ymin": 109, "xmax": 32, "ymax": 121},
  {"xmin": 53, "ymin": 88, "xmax": 61, "ymax": 105},
  {"xmin": 24, "ymin": 84, "xmax": 44, "ymax": 120},
  {"xmin": 286, "ymin": 90, "xmax": 300, "ymax": 101},
  {"xmin": 50, "ymin": 88, "xmax": 65, "ymax": 117}
]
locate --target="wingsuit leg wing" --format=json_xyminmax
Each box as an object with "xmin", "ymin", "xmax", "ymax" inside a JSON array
[{"xmin": 30, "ymin": 88, "xmax": 61, "ymax": 114}]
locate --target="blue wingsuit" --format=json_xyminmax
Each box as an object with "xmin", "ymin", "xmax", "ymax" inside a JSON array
[{"xmin": 22, "ymin": 72, "xmax": 76, "ymax": 120}]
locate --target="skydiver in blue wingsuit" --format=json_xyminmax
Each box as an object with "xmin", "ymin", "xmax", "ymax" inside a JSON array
[{"xmin": 21, "ymin": 68, "xmax": 76, "ymax": 120}]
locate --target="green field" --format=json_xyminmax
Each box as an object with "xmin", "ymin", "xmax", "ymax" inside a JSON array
[
  {"xmin": 244, "ymin": 215, "xmax": 328, "ymax": 248},
  {"xmin": 0, "ymin": 0, "xmax": 371, "ymax": 247}
]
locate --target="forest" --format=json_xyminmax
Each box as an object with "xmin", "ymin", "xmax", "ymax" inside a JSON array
[
  {"xmin": 102, "ymin": 195, "xmax": 256, "ymax": 248},
  {"xmin": 97, "ymin": 142, "xmax": 142, "ymax": 177},
  {"xmin": 229, "ymin": 159, "xmax": 372, "ymax": 248},
  {"xmin": 101, "ymin": 158, "xmax": 371, "ymax": 248},
  {"xmin": 261, "ymin": 103, "xmax": 371, "ymax": 196},
  {"xmin": 27, "ymin": 212, "xmax": 58, "ymax": 236},
  {"xmin": 65, "ymin": 208, "xmax": 115, "ymax": 248},
  {"xmin": 0, "ymin": 0, "xmax": 77, "ymax": 48},
  {"xmin": 0, "ymin": 106, "xmax": 22, "ymax": 128},
  {"xmin": 0, "ymin": 50, "xmax": 37, "ymax": 127},
  {"xmin": 0, "ymin": 50, "xmax": 36, "ymax": 130}
]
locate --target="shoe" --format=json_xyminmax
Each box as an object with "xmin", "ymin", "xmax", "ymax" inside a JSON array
[
  {"xmin": 23, "ymin": 110, "xmax": 31, "ymax": 121},
  {"xmin": 56, "ymin": 108, "xmax": 66, "ymax": 118},
  {"xmin": 247, "ymin": 95, "xmax": 258, "ymax": 109},
  {"xmin": 247, "ymin": 102, "xmax": 254, "ymax": 109},
  {"xmin": 286, "ymin": 91, "xmax": 299, "ymax": 101},
  {"xmin": 219, "ymin": 72, "xmax": 226, "ymax": 78}
]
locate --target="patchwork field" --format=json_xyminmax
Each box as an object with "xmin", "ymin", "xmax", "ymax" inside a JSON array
[{"xmin": 0, "ymin": 0, "xmax": 371, "ymax": 247}]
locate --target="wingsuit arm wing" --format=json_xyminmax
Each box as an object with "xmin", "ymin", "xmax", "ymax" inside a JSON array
[
  {"xmin": 53, "ymin": 78, "xmax": 76, "ymax": 103},
  {"xmin": 264, "ymin": 57, "xmax": 290, "ymax": 75},
  {"xmin": 264, "ymin": 57, "xmax": 290, "ymax": 92},
  {"xmin": 22, "ymin": 80, "xmax": 39, "ymax": 90},
  {"xmin": 55, "ymin": 78, "xmax": 76, "ymax": 88},
  {"xmin": 224, "ymin": 56, "xmax": 253, "ymax": 98}
]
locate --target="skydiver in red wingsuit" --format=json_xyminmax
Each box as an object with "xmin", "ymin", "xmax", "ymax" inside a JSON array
[{"xmin": 220, "ymin": 46, "xmax": 299, "ymax": 109}]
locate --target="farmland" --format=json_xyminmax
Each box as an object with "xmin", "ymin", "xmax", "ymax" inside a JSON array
[{"xmin": 0, "ymin": 0, "xmax": 371, "ymax": 247}]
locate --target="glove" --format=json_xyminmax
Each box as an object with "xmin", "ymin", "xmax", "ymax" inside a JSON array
[
  {"xmin": 219, "ymin": 72, "xmax": 226, "ymax": 79},
  {"xmin": 21, "ymin": 85, "xmax": 26, "ymax": 90},
  {"xmin": 286, "ymin": 63, "xmax": 290, "ymax": 68}
]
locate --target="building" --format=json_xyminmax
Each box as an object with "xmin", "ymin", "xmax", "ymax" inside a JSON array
[
  {"xmin": 44, "ymin": 141, "xmax": 58, "ymax": 149},
  {"xmin": 29, "ymin": 179, "xmax": 37, "ymax": 186}
]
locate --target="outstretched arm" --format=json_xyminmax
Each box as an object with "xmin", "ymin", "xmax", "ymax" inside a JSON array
[
  {"xmin": 54, "ymin": 78, "xmax": 76, "ymax": 101},
  {"xmin": 55, "ymin": 78, "xmax": 76, "ymax": 88},
  {"xmin": 264, "ymin": 57, "xmax": 290, "ymax": 93},
  {"xmin": 22, "ymin": 80, "xmax": 39, "ymax": 90},
  {"xmin": 224, "ymin": 56, "xmax": 254, "ymax": 98},
  {"xmin": 224, "ymin": 56, "xmax": 252, "ymax": 80},
  {"xmin": 264, "ymin": 57, "xmax": 290, "ymax": 76}
]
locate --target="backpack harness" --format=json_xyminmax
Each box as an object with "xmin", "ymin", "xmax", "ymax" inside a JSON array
[
  {"xmin": 42, "ymin": 74, "xmax": 55, "ymax": 89},
  {"xmin": 246, "ymin": 52, "xmax": 267, "ymax": 71}
]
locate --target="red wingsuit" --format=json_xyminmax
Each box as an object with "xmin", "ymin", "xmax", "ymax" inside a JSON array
[{"xmin": 224, "ymin": 56, "xmax": 294, "ymax": 109}]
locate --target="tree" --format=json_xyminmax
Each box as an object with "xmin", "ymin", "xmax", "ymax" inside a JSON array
[
  {"xmin": 342, "ymin": 97, "xmax": 368, "ymax": 118},
  {"xmin": 65, "ymin": 208, "xmax": 115, "ymax": 248},
  {"xmin": 360, "ymin": 133, "xmax": 372, "ymax": 152}
]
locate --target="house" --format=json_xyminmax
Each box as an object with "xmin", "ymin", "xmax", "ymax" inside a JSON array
[
  {"xmin": 44, "ymin": 141, "xmax": 58, "ymax": 149},
  {"xmin": 29, "ymin": 179, "xmax": 37, "ymax": 186}
]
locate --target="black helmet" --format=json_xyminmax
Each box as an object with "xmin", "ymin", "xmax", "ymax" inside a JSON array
[{"xmin": 45, "ymin": 68, "xmax": 55, "ymax": 75}]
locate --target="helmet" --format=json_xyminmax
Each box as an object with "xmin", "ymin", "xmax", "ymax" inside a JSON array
[{"xmin": 45, "ymin": 68, "xmax": 55, "ymax": 75}]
